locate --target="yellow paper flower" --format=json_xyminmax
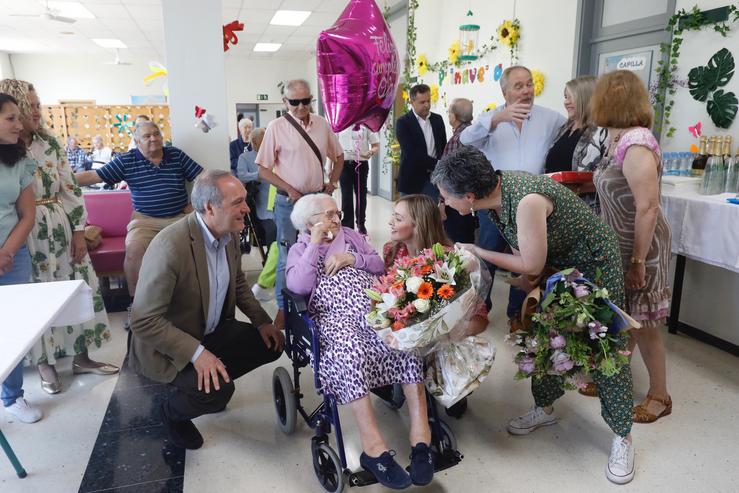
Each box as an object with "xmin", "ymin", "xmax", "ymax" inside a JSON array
[
  {"xmin": 531, "ymin": 69, "xmax": 545, "ymax": 96},
  {"xmin": 497, "ymin": 19, "xmax": 520, "ymax": 49},
  {"xmin": 417, "ymin": 54, "xmax": 428, "ymax": 76},
  {"xmin": 485, "ymin": 103, "xmax": 497, "ymax": 112},
  {"xmin": 430, "ymin": 84, "xmax": 439, "ymax": 104},
  {"xmin": 402, "ymin": 90, "xmax": 409, "ymax": 102},
  {"xmin": 448, "ymin": 41, "xmax": 460, "ymax": 65}
]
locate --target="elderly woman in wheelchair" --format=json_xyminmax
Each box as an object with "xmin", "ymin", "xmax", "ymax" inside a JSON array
[{"xmin": 285, "ymin": 194, "xmax": 434, "ymax": 489}]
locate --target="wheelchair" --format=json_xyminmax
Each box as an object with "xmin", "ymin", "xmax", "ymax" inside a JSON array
[{"xmin": 272, "ymin": 289, "xmax": 463, "ymax": 492}]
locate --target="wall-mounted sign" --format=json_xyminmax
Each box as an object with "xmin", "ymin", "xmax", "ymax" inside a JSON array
[
  {"xmin": 257, "ymin": 94, "xmax": 269, "ymax": 101},
  {"xmin": 599, "ymin": 48, "xmax": 656, "ymax": 87}
]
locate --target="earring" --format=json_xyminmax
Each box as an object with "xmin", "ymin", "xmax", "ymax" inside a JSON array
[{"xmin": 469, "ymin": 206, "xmax": 476, "ymax": 217}]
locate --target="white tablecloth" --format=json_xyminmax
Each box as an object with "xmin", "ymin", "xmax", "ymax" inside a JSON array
[
  {"xmin": 0, "ymin": 280, "xmax": 93, "ymax": 382},
  {"xmin": 661, "ymin": 189, "xmax": 739, "ymax": 273}
]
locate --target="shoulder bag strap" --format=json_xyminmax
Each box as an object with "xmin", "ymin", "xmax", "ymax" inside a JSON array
[{"xmin": 282, "ymin": 114, "xmax": 324, "ymax": 182}]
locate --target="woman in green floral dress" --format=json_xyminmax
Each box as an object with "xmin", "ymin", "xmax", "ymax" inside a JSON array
[
  {"xmin": 432, "ymin": 146, "xmax": 636, "ymax": 485},
  {"xmin": 0, "ymin": 79, "xmax": 118, "ymax": 394}
]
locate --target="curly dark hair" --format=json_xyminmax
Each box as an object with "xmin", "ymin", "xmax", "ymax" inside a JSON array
[
  {"xmin": 0, "ymin": 93, "xmax": 27, "ymax": 167},
  {"xmin": 431, "ymin": 146, "xmax": 499, "ymax": 199}
]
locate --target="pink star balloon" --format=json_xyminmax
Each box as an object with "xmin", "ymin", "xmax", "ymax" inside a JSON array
[{"xmin": 317, "ymin": 0, "xmax": 400, "ymax": 132}]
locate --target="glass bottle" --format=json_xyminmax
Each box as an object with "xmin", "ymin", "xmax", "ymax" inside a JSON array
[
  {"xmin": 691, "ymin": 135, "xmax": 709, "ymax": 177},
  {"xmin": 702, "ymin": 137, "xmax": 725, "ymax": 194},
  {"xmin": 724, "ymin": 142, "xmax": 738, "ymax": 194}
]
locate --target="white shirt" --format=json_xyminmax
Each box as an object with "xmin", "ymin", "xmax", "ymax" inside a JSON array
[
  {"xmin": 91, "ymin": 147, "xmax": 113, "ymax": 168},
  {"xmin": 338, "ymin": 127, "xmax": 380, "ymax": 161},
  {"xmin": 190, "ymin": 212, "xmax": 232, "ymax": 363},
  {"xmin": 460, "ymin": 104, "xmax": 566, "ymax": 175},
  {"xmin": 413, "ymin": 110, "xmax": 436, "ymax": 158}
]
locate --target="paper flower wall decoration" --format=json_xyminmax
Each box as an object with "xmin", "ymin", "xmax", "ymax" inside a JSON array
[
  {"xmin": 417, "ymin": 54, "xmax": 429, "ymax": 76},
  {"xmin": 485, "ymin": 103, "xmax": 497, "ymax": 112},
  {"xmin": 497, "ymin": 19, "xmax": 520, "ymax": 50},
  {"xmin": 144, "ymin": 62, "xmax": 168, "ymax": 98},
  {"xmin": 531, "ymin": 69, "xmax": 545, "ymax": 96},
  {"xmin": 448, "ymin": 40, "xmax": 460, "ymax": 65},
  {"xmin": 112, "ymin": 114, "xmax": 134, "ymax": 135},
  {"xmin": 430, "ymin": 84, "xmax": 439, "ymax": 104}
]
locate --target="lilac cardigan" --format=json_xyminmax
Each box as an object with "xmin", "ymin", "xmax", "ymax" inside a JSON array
[{"xmin": 285, "ymin": 227, "xmax": 385, "ymax": 298}]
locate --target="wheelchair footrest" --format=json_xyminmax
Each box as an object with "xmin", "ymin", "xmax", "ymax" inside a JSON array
[
  {"xmin": 347, "ymin": 469, "xmax": 378, "ymax": 487},
  {"xmin": 433, "ymin": 448, "xmax": 463, "ymax": 473}
]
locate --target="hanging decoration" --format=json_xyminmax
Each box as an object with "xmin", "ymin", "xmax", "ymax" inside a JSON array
[
  {"xmin": 223, "ymin": 20, "xmax": 244, "ymax": 52},
  {"xmin": 143, "ymin": 62, "xmax": 169, "ymax": 98},
  {"xmin": 687, "ymin": 47, "xmax": 737, "ymax": 128},
  {"xmin": 112, "ymin": 114, "xmax": 134, "ymax": 136},
  {"xmin": 496, "ymin": 18, "xmax": 520, "ymax": 63},
  {"xmin": 317, "ymin": 0, "xmax": 400, "ymax": 132},
  {"xmin": 417, "ymin": 54, "xmax": 429, "ymax": 76},
  {"xmin": 688, "ymin": 121, "xmax": 702, "ymax": 138},
  {"xmin": 653, "ymin": 5, "xmax": 739, "ymax": 137},
  {"xmin": 458, "ymin": 10, "xmax": 480, "ymax": 61},
  {"xmin": 531, "ymin": 69, "xmax": 545, "ymax": 96},
  {"xmin": 493, "ymin": 63, "xmax": 503, "ymax": 81},
  {"xmin": 194, "ymin": 106, "xmax": 217, "ymax": 133},
  {"xmin": 448, "ymin": 40, "xmax": 460, "ymax": 65},
  {"xmin": 430, "ymin": 83, "xmax": 439, "ymax": 103}
]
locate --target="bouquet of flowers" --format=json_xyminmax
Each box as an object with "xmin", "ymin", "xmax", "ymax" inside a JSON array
[
  {"xmin": 365, "ymin": 243, "xmax": 486, "ymax": 350},
  {"xmin": 365, "ymin": 243, "xmax": 495, "ymax": 405},
  {"xmin": 510, "ymin": 268, "xmax": 639, "ymax": 391}
]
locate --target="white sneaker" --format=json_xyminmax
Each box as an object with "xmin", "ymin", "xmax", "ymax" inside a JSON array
[
  {"xmin": 251, "ymin": 283, "xmax": 274, "ymax": 302},
  {"xmin": 4, "ymin": 398, "xmax": 42, "ymax": 423},
  {"xmin": 606, "ymin": 435, "xmax": 635, "ymax": 484},
  {"xmin": 507, "ymin": 406, "xmax": 557, "ymax": 435}
]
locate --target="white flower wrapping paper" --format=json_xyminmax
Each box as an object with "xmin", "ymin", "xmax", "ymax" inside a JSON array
[{"xmin": 424, "ymin": 336, "xmax": 496, "ymax": 407}]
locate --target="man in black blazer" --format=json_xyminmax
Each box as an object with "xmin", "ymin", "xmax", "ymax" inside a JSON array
[{"xmin": 396, "ymin": 84, "xmax": 447, "ymax": 198}]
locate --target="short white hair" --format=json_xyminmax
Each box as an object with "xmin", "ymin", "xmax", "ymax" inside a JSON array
[
  {"xmin": 238, "ymin": 118, "xmax": 253, "ymax": 132},
  {"xmin": 290, "ymin": 193, "xmax": 334, "ymax": 232}
]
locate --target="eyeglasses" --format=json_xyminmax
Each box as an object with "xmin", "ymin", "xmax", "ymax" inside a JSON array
[
  {"xmin": 286, "ymin": 97, "xmax": 314, "ymax": 107},
  {"xmin": 311, "ymin": 209, "xmax": 344, "ymax": 220}
]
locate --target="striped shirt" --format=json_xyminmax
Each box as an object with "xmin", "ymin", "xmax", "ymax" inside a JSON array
[{"xmin": 95, "ymin": 147, "xmax": 203, "ymax": 217}]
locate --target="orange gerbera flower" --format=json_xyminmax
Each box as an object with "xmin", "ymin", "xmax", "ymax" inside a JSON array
[
  {"xmin": 391, "ymin": 320, "xmax": 405, "ymax": 332},
  {"xmin": 420, "ymin": 264, "xmax": 433, "ymax": 275},
  {"xmin": 416, "ymin": 282, "xmax": 434, "ymax": 299},
  {"xmin": 437, "ymin": 284, "xmax": 455, "ymax": 300}
]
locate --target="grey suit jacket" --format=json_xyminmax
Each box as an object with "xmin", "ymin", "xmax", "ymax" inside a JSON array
[{"xmin": 129, "ymin": 213, "xmax": 272, "ymax": 383}]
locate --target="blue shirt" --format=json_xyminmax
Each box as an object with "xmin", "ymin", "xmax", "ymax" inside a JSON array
[
  {"xmin": 66, "ymin": 147, "xmax": 89, "ymax": 172},
  {"xmin": 95, "ymin": 146, "xmax": 203, "ymax": 217},
  {"xmin": 0, "ymin": 156, "xmax": 36, "ymax": 247},
  {"xmin": 460, "ymin": 104, "xmax": 566, "ymax": 174},
  {"xmin": 190, "ymin": 212, "xmax": 232, "ymax": 363},
  {"xmin": 237, "ymin": 149, "xmax": 273, "ymax": 221}
]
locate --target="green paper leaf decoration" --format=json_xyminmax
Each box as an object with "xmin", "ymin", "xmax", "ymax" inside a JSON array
[
  {"xmin": 688, "ymin": 48, "xmax": 735, "ymax": 101},
  {"xmin": 706, "ymin": 89, "xmax": 738, "ymax": 128}
]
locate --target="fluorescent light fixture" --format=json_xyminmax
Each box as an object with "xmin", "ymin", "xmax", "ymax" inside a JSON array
[
  {"xmin": 254, "ymin": 43, "xmax": 281, "ymax": 52},
  {"xmin": 269, "ymin": 10, "xmax": 311, "ymax": 26},
  {"xmin": 92, "ymin": 38, "xmax": 127, "ymax": 48},
  {"xmin": 47, "ymin": 1, "xmax": 95, "ymax": 19}
]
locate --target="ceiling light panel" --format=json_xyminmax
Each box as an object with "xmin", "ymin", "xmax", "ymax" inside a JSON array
[
  {"xmin": 269, "ymin": 10, "xmax": 311, "ymax": 26},
  {"xmin": 253, "ymin": 42, "xmax": 281, "ymax": 52}
]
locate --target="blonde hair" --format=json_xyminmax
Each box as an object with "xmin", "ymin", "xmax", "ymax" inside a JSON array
[
  {"xmin": 591, "ymin": 70, "xmax": 653, "ymax": 129},
  {"xmin": 565, "ymin": 75, "xmax": 596, "ymax": 129},
  {"xmin": 0, "ymin": 78, "xmax": 52, "ymax": 140},
  {"xmin": 387, "ymin": 194, "xmax": 451, "ymax": 267}
]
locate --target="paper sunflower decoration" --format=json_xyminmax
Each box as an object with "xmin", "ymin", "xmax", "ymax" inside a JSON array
[
  {"xmin": 430, "ymin": 84, "xmax": 439, "ymax": 104},
  {"xmin": 497, "ymin": 19, "xmax": 520, "ymax": 50},
  {"xmin": 402, "ymin": 89, "xmax": 409, "ymax": 102},
  {"xmin": 485, "ymin": 102, "xmax": 497, "ymax": 112},
  {"xmin": 417, "ymin": 54, "xmax": 429, "ymax": 76},
  {"xmin": 448, "ymin": 40, "xmax": 460, "ymax": 65},
  {"xmin": 531, "ymin": 69, "xmax": 545, "ymax": 96}
]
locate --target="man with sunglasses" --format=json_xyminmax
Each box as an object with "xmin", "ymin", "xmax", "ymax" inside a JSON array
[{"xmin": 256, "ymin": 79, "xmax": 343, "ymax": 330}]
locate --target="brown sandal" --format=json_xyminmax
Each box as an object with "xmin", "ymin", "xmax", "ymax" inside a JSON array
[
  {"xmin": 633, "ymin": 394, "xmax": 672, "ymax": 423},
  {"xmin": 577, "ymin": 382, "xmax": 598, "ymax": 397}
]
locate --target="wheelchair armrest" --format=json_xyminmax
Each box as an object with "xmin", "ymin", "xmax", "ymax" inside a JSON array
[{"xmin": 282, "ymin": 288, "xmax": 309, "ymax": 313}]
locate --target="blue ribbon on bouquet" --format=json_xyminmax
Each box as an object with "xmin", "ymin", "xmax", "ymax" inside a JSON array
[{"xmin": 543, "ymin": 271, "xmax": 631, "ymax": 333}]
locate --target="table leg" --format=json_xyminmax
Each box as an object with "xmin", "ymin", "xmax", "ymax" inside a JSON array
[
  {"xmin": 0, "ymin": 429, "xmax": 27, "ymax": 478},
  {"xmin": 668, "ymin": 254, "xmax": 686, "ymax": 335}
]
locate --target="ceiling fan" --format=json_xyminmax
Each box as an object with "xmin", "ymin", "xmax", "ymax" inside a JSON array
[
  {"xmin": 103, "ymin": 49, "xmax": 132, "ymax": 66},
  {"xmin": 10, "ymin": 1, "xmax": 77, "ymax": 24}
]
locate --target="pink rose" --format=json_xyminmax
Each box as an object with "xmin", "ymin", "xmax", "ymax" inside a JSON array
[
  {"xmin": 573, "ymin": 284, "xmax": 591, "ymax": 298},
  {"xmin": 549, "ymin": 333, "xmax": 566, "ymax": 349},
  {"xmin": 518, "ymin": 356, "xmax": 535, "ymax": 374},
  {"xmin": 550, "ymin": 350, "xmax": 574, "ymax": 372}
]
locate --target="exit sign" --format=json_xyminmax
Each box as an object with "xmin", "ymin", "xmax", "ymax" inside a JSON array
[{"xmin": 257, "ymin": 94, "xmax": 269, "ymax": 101}]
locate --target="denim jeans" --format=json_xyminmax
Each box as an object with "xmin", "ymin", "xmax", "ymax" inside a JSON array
[
  {"xmin": 273, "ymin": 194, "xmax": 298, "ymax": 310},
  {"xmin": 1, "ymin": 245, "xmax": 32, "ymax": 407},
  {"xmin": 476, "ymin": 210, "xmax": 527, "ymax": 318}
]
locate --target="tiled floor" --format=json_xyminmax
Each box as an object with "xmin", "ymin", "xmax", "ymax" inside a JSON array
[{"xmin": 2, "ymin": 193, "xmax": 738, "ymax": 493}]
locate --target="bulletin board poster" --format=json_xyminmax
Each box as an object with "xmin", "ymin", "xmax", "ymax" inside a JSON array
[{"xmin": 598, "ymin": 49, "xmax": 655, "ymax": 88}]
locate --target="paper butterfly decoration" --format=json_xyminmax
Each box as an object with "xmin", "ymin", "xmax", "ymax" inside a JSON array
[{"xmin": 688, "ymin": 121, "xmax": 702, "ymax": 138}]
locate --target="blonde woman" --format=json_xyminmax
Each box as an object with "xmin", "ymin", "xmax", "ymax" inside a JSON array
[{"xmin": 0, "ymin": 79, "xmax": 118, "ymax": 394}]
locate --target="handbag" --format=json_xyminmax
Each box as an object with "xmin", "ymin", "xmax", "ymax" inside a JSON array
[{"xmin": 84, "ymin": 225, "xmax": 103, "ymax": 251}]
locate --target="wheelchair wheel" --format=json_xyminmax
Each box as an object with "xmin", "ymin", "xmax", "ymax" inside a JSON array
[
  {"xmin": 311, "ymin": 442, "xmax": 345, "ymax": 493},
  {"xmin": 430, "ymin": 417, "xmax": 457, "ymax": 453},
  {"xmin": 272, "ymin": 367, "xmax": 297, "ymax": 434}
]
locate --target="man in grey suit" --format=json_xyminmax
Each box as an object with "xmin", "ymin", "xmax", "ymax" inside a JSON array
[{"xmin": 129, "ymin": 169, "xmax": 284, "ymax": 449}]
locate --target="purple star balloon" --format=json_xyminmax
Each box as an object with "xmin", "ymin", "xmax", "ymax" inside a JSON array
[{"xmin": 317, "ymin": 0, "xmax": 400, "ymax": 132}]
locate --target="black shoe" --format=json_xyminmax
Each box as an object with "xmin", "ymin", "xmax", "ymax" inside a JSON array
[
  {"xmin": 360, "ymin": 450, "xmax": 411, "ymax": 490},
  {"xmin": 409, "ymin": 442, "xmax": 434, "ymax": 486},
  {"xmin": 161, "ymin": 403, "xmax": 203, "ymax": 450},
  {"xmin": 445, "ymin": 396, "xmax": 468, "ymax": 419}
]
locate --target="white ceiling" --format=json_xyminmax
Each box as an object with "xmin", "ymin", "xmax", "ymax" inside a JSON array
[{"xmin": 0, "ymin": 0, "xmax": 405, "ymax": 62}]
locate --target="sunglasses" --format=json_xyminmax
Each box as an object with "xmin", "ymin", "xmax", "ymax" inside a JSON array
[{"xmin": 286, "ymin": 97, "xmax": 313, "ymax": 106}]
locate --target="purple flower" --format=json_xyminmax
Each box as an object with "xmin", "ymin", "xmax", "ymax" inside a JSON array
[
  {"xmin": 588, "ymin": 321, "xmax": 607, "ymax": 340},
  {"xmin": 550, "ymin": 350, "xmax": 574, "ymax": 372},
  {"xmin": 565, "ymin": 269, "xmax": 582, "ymax": 283},
  {"xmin": 573, "ymin": 284, "xmax": 591, "ymax": 298},
  {"xmin": 549, "ymin": 333, "xmax": 566, "ymax": 349},
  {"xmin": 518, "ymin": 355, "xmax": 535, "ymax": 374}
]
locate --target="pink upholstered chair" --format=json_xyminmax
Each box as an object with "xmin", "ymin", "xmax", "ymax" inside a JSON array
[{"xmin": 83, "ymin": 190, "xmax": 133, "ymax": 277}]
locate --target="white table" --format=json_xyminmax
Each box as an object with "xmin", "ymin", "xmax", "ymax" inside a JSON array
[
  {"xmin": 0, "ymin": 280, "xmax": 93, "ymax": 478},
  {"xmin": 660, "ymin": 188, "xmax": 739, "ymax": 354}
]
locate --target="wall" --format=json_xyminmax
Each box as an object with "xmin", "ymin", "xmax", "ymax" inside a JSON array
[
  {"xmin": 413, "ymin": 0, "xmax": 578, "ymax": 129},
  {"xmin": 660, "ymin": 0, "xmax": 739, "ymax": 151},
  {"xmin": 10, "ymin": 53, "xmax": 314, "ymax": 140},
  {"xmin": 0, "ymin": 51, "xmax": 14, "ymax": 79}
]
